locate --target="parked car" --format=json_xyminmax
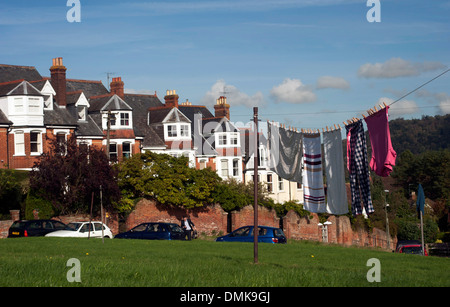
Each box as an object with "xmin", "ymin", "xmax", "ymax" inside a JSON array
[
  {"xmin": 115, "ymin": 222, "xmax": 186, "ymax": 240},
  {"xmin": 396, "ymin": 240, "xmax": 428, "ymax": 256},
  {"xmin": 45, "ymin": 221, "xmax": 113, "ymax": 239},
  {"xmin": 216, "ymin": 226, "xmax": 287, "ymax": 244},
  {"xmin": 8, "ymin": 219, "xmax": 67, "ymax": 238}
]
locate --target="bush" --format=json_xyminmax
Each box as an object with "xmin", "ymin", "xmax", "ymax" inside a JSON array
[
  {"xmin": 24, "ymin": 194, "xmax": 54, "ymax": 220},
  {"xmin": 0, "ymin": 169, "xmax": 24, "ymax": 215}
]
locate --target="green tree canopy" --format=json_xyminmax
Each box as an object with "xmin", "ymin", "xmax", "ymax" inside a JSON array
[{"xmin": 117, "ymin": 152, "xmax": 221, "ymax": 211}]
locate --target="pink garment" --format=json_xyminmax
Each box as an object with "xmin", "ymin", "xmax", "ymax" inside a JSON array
[
  {"xmin": 346, "ymin": 126, "xmax": 353, "ymax": 172},
  {"xmin": 364, "ymin": 106, "xmax": 397, "ymax": 177}
]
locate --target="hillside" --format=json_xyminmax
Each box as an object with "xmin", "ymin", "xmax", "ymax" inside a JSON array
[{"xmin": 388, "ymin": 114, "xmax": 450, "ymax": 155}]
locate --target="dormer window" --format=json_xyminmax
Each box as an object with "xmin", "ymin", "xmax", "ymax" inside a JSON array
[
  {"xmin": 77, "ymin": 106, "xmax": 87, "ymax": 121},
  {"xmin": 120, "ymin": 113, "xmax": 129, "ymax": 126},
  {"xmin": 167, "ymin": 124, "xmax": 177, "ymax": 137},
  {"xmin": 14, "ymin": 97, "xmax": 24, "ymax": 113},
  {"xmin": 44, "ymin": 95, "xmax": 53, "ymax": 109},
  {"xmin": 28, "ymin": 98, "xmax": 40, "ymax": 113},
  {"xmin": 165, "ymin": 123, "xmax": 191, "ymax": 139},
  {"xmin": 102, "ymin": 111, "xmax": 132, "ymax": 129},
  {"xmin": 180, "ymin": 124, "xmax": 189, "ymax": 137}
]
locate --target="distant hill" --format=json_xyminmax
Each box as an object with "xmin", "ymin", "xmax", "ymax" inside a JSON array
[{"xmin": 388, "ymin": 114, "xmax": 450, "ymax": 155}]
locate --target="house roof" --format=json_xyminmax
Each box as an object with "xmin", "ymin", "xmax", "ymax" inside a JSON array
[
  {"xmin": 89, "ymin": 94, "xmax": 132, "ymax": 112},
  {"xmin": 0, "ymin": 109, "xmax": 12, "ymax": 125},
  {"xmin": 0, "ymin": 64, "xmax": 42, "ymax": 83},
  {"xmin": 66, "ymin": 79, "xmax": 109, "ymax": 98},
  {"xmin": 124, "ymin": 94, "xmax": 165, "ymax": 148},
  {"xmin": 0, "ymin": 80, "xmax": 43, "ymax": 97},
  {"xmin": 44, "ymin": 102, "xmax": 78, "ymax": 127}
]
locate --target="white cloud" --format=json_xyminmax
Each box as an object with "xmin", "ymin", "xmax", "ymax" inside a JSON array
[
  {"xmin": 200, "ymin": 79, "xmax": 264, "ymax": 108},
  {"xmin": 377, "ymin": 97, "xmax": 419, "ymax": 117},
  {"xmin": 414, "ymin": 90, "xmax": 450, "ymax": 115},
  {"xmin": 316, "ymin": 76, "xmax": 350, "ymax": 90},
  {"xmin": 358, "ymin": 58, "xmax": 446, "ymax": 78},
  {"xmin": 435, "ymin": 93, "xmax": 450, "ymax": 114},
  {"xmin": 270, "ymin": 78, "xmax": 316, "ymax": 104}
]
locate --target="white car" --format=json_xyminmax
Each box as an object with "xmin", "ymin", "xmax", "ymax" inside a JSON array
[{"xmin": 45, "ymin": 221, "xmax": 113, "ymax": 239}]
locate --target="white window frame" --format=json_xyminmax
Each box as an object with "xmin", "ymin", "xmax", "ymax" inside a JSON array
[
  {"xmin": 77, "ymin": 106, "xmax": 87, "ymax": 121},
  {"xmin": 167, "ymin": 124, "xmax": 177, "ymax": 137},
  {"xmin": 221, "ymin": 159, "xmax": 229, "ymax": 177},
  {"xmin": 278, "ymin": 176, "xmax": 284, "ymax": 192},
  {"xmin": 14, "ymin": 131, "xmax": 25, "ymax": 156},
  {"xmin": 30, "ymin": 131, "xmax": 42, "ymax": 155},
  {"xmin": 122, "ymin": 142, "xmax": 132, "ymax": 159},
  {"xmin": 180, "ymin": 124, "xmax": 189, "ymax": 137},
  {"xmin": 28, "ymin": 97, "xmax": 41, "ymax": 114},
  {"xmin": 14, "ymin": 97, "xmax": 24, "ymax": 114},
  {"xmin": 120, "ymin": 113, "xmax": 130, "ymax": 126},
  {"xmin": 109, "ymin": 143, "xmax": 118, "ymax": 161},
  {"xmin": 267, "ymin": 174, "xmax": 273, "ymax": 193},
  {"xmin": 232, "ymin": 159, "xmax": 239, "ymax": 177},
  {"xmin": 218, "ymin": 134, "xmax": 227, "ymax": 146},
  {"xmin": 216, "ymin": 132, "xmax": 239, "ymax": 147}
]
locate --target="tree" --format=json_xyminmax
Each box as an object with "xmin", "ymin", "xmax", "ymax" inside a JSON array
[
  {"xmin": 0, "ymin": 169, "xmax": 24, "ymax": 216},
  {"xmin": 29, "ymin": 136, "xmax": 120, "ymax": 215},
  {"xmin": 117, "ymin": 152, "xmax": 221, "ymax": 211}
]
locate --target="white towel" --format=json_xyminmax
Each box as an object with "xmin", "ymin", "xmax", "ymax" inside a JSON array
[
  {"xmin": 268, "ymin": 122, "xmax": 303, "ymax": 183},
  {"xmin": 323, "ymin": 129, "xmax": 349, "ymax": 215},
  {"xmin": 302, "ymin": 133, "xmax": 326, "ymax": 213}
]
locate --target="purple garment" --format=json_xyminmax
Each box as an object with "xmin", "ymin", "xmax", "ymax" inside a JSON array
[{"xmin": 364, "ymin": 106, "xmax": 397, "ymax": 177}]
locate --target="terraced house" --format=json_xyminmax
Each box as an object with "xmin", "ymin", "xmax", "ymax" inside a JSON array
[{"xmin": 0, "ymin": 58, "xmax": 243, "ymax": 182}]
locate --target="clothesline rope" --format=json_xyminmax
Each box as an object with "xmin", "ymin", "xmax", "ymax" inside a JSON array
[
  {"xmin": 234, "ymin": 67, "xmax": 450, "ymax": 120},
  {"xmin": 259, "ymin": 67, "xmax": 450, "ymax": 131},
  {"xmin": 388, "ymin": 68, "xmax": 450, "ymax": 107}
]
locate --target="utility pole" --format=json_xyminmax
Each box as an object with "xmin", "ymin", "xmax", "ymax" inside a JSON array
[
  {"xmin": 384, "ymin": 190, "xmax": 390, "ymax": 249},
  {"xmin": 253, "ymin": 107, "xmax": 259, "ymax": 264},
  {"xmin": 105, "ymin": 110, "xmax": 114, "ymax": 159}
]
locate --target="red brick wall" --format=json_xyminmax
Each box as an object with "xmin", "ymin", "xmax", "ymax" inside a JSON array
[
  {"xmin": 0, "ymin": 220, "xmax": 14, "ymax": 238},
  {"xmin": 231, "ymin": 205, "xmax": 279, "ymax": 230},
  {"xmin": 0, "ymin": 128, "xmax": 8, "ymax": 168},
  {"xmin": 53, "ymin": 212, "xmax": 119, "ymax": 235},
  {"xmin": 126, "ymin": 199, "xmax": 228, "ymax": 236}
]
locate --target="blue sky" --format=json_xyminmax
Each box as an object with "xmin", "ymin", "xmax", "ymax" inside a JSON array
[{"xmin": 1, "ymin": 0, "xmax": 449, "ymax": 131}]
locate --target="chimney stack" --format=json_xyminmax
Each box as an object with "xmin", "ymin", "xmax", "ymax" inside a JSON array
[
  {"xmin": 214, "ymin": 96, "xmax": 230, "ymax": 120},
  {"xmin": 164, "ymin": 90, "xmax": 179, "ymax": 108},
  {"xmin": 50, "ymin": 57, "xmax": 67, "ymax": 107},
  {"xmin": 110, "ymin": 77, "xmax": 124, "ymax": 99}
]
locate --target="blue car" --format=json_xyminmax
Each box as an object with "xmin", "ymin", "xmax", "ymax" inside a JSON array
[
  {"xmin": 115, "ymin": 222, "xmax": 186, "ymax": 240},
  {"xmin": 216, "ymin": 226, "xmax": 287, "ymax": 244}
]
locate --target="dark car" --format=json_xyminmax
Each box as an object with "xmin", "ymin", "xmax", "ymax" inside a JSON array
[
  {"xmin": 115, "ymin": 222, "xmax": 186, "ymax": 240},
  {"xmin": 396, "ymin": 240, "xmax": 428, "ymax": 256},
  {"xmin": 8, "ymin": 220, "xmax": 67, "ymax": 238},
  {"xmin": 216, "ymin": 226, "xmax": 287, "ymax": 244}
]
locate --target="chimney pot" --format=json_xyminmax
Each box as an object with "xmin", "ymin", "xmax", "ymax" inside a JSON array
[
  {"xmin": 50, "ymin": 57, "xmax": 67, "ymax": 107},
  {"xmin": 110, "ymin": 76, "xmax": 125, "ymax": 99},
  {"xmin": 214, "ymin": 96, "xmax": 230, "ymax": 120},
  {"xmin": 164, "ymin": 89, "xmax": 179, "ymax": 108}
]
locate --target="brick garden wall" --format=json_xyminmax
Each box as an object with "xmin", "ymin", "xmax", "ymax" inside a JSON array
[
  {"xmin": 125, "ymin": 199, "xmax": 228, "ymax": 236},
  {"xmin": 0, "ymin": 201, "xmax": 396, "ymax": 250}
]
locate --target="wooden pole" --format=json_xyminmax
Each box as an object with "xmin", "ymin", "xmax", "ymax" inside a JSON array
[
  {"xmin": 420, "ymin": 211, "xmax": 425, "ymax": 256},
  {"xmin": 88, "ymin": 191, "xmax": 94, "ymax": 239},
  {"xmin": 253, "ymin": 107, "xmax": 259, "ymax": 264},
  {"xmin": 100, "ymin": 185, "xmax": 104, "ymax": 244}
]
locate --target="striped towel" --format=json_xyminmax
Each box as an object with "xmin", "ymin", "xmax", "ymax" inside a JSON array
[{"xmin": 303, "ymin": 133, "xmax": 326, "ymax": 213}]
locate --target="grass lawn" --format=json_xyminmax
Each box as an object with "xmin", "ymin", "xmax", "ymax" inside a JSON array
[{"xmin": 0, "ymin": 237, "xmax": 448, "ymax": 287}]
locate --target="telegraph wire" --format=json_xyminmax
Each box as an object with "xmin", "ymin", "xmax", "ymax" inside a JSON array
[
  {"xmin": 231, "ymin": 67, "xmax": 450, "ymax": 119},
  {"xmin": 388, "ymin": 68, "xmax": 450, "ymax": 107}
]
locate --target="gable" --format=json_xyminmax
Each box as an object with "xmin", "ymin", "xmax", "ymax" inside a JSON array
[
  {"xmin": 40, "ymin": 80, "xmax": 56, "ymax": 96},
  {"xmin": 162, "ymin": 107, "xmax": 191, "ymax": 124}
]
